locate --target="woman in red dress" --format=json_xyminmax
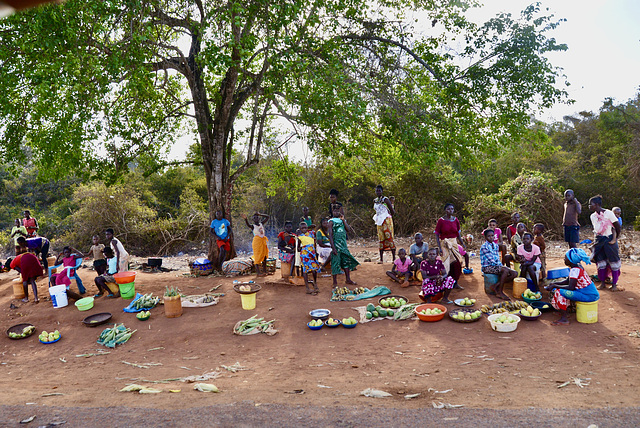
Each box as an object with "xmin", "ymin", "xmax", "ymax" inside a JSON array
[
  {"xmin": 10, "ymin": 252, "xmax": 44, "ymax": 303},
  {"xmin": 434, "ymin": 203, "xmax": 467, "ymax": 288}
]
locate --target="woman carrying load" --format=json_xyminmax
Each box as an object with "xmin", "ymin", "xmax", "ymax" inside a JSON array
[{"xmin": 373, "ymin": 185, "xmax": 395, "ymax": 264}]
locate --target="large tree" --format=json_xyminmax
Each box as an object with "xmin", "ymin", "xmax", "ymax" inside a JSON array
[{"xmin": 0, "ymin": 0, "xmax": 567, "ymax": 262}]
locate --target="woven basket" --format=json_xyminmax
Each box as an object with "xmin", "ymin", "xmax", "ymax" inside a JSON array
[
  {"xmin": 266, "ymin": 258, "xmax": 276, "ymax": 273},
  {"xmin": 189, "ymin": 261, "xmax": 214, "ymax": 276}
]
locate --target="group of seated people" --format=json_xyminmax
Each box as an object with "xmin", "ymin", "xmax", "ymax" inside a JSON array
[{"xmin": 6, "ymin": 229, "xmax": 129, "ymax": 304}]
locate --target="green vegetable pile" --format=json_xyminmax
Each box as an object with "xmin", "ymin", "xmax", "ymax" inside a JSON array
[
  {"xmin": 97, "ymin": 324, "xmax": 136, "ymax": 348},
  {"xmin": 133, "ymin": 293, "xmax": 160, "ymax": 310}
]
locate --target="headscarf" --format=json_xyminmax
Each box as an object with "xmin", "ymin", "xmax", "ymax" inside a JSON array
[{"xmin": 566, "ymin": 248, "xmax": 591, "ymax": 266}]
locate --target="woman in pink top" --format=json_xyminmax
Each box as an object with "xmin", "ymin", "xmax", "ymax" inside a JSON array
[
  {"xmin": 386, "ymin": 248, "xmax": 413, "ymax": 287},
  {"xmin": 516, "ymin": 232, "xmax": 542, "ymax": 291}
]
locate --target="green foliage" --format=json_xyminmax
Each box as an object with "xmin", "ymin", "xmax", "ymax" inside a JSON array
[{"xmin": 463, "ymin": 170, "xmax": 564, "ymax": 237}]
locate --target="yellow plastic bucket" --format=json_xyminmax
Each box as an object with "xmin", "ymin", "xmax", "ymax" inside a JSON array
[
  {"xmin": 240, "ymin": 292, "xmax": 256, "ymax": 310},
  {"xmin": 513, "ymin": 277, "xmax": 528, "ymax": 299},
  {"xmin": 576, "ymin": 301, "xmax": 598, "ymax": 323}
]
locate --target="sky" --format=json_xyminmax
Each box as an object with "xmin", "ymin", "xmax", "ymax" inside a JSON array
[{"xmin": 471, "ymin": 0, "xmax": 640, "ymax": 122}]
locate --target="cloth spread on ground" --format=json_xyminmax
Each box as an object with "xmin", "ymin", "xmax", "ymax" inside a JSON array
[
  {"xmin": 330, "ymin": 285, "xmax": 390, "ymax": 302},
  {"xmin": 181, "ymin": 294, "xmax": 220, "ymax": 308}
]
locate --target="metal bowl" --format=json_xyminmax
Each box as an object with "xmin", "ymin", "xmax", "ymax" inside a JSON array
[
  {"xmin": 309, "ymin": 308, "xmax": 331, "ymax": 320},
  {"xmin": 6, "ymin": 323, "xmax": 36, "ymax": 340},
  {"xmin": 82, "ymin": 312, "xmax": 112, "ymax": 327}
]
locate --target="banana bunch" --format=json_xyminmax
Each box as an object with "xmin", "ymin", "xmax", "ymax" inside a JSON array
[
  {"xmin": 480, "ymin": 300, "xmax": 529, "ymax": 315},
  {"xmin": 353, "ymin": 286, "xmax": 367, "ymax": 294},
  {"xmin": 335, "ymin": 287, "xmax": 351, "ymax": 295}
]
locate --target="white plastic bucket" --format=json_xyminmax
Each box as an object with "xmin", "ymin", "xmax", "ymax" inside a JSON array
[{"xmin": 49, "ymin": 285, "xmax": 68, "ymax": 308}]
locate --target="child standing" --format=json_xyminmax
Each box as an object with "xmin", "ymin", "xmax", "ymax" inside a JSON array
[
  {"xmin": 300, "ymin": 207, "xmax": 314, "ymax": 228},
  {"xmin": 278, "ymin": 221, "xmax": 297, "ymax": 276},
  {"xmin": 298, "ymin": 222, "xmax": 320, "ymax": 295},
  {"xmin": 242, "ymin": 212, "xmax": 270, "ymax": 276},
  {"xmin": 86, "ymin": 235, "xmax": 107, "ymax": 275},
  {"xmin": 10, "ymin": 219, "xmax": 28, "ymax": 255},
  {"xmin": 328, "ymin": 207, "xmax": 359, "ymax": 288},
  {"xmin": 532, "ymin": 223, "xmax": 546, "ymax": 279},
  {"xmin": 94, "ymin": 247, "xmax": 119, "ymax": 298},
  {"xmin": 419, "ymin": 248, "xmax": 455, "ymax": 303},
  {"xmin": 612, "ymin": 207, "xmax": 622, "ymax": 227},
  {"xmin": 386, "ymin": 248, "xmax": 413, "ymax": 287},
  {"xmin": 210, "ymin": 210, "xmax": 232, "ymax": 270},
  {"xmin": 316, "ymin": 218, "xmax": 333, "ymax": 271}
]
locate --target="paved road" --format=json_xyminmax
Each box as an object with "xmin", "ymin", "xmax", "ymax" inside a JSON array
[{"xmin": 1, "ymin": 403, "xmax": 638, "ymax": 427}]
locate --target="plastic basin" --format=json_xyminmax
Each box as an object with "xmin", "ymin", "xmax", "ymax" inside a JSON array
[
  {"xmin": 75, "ymin": 296, "xmax": 95, "ymax": 311},
  {"xmin": 113, "ymin": 271, "xmax": 136, "ymax": 284},
  {"xmin": 415, "ymin": 303, "xmax": 447, "ymax": 322},
  {"xmin": 488, "ymin": 313, "xmax": 521, "ymax": 332}
]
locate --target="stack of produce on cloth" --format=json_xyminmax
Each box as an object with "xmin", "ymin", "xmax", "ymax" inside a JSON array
[{"xmin": 97, "ymin": 324, "xmax": 136, "ymax": 348}]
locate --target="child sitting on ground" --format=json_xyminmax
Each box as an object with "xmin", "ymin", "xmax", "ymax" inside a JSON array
[
  {"xmin": 517, "ymin": 232, "xmax": 542, "ymax": 291},
  {"xmin": 386, "ymin": 248, "xmax": 413, "ymax": 288},
  {"xmin": 85, "ymin": 235, "xmax": 106, "ymax": 275},
  {"xmin": 532, "ymin": 223, "xmax": 546, "ymax": 279},
  {"xmin": 419, "ymin": 248, "xmax": 455, "ymax": 303},
  {"xmin": 94, "ymin": 247, "xmax": 119, "ymax": 298},
  {"xmin": 297, "ymin": 221, "xmax": 320, "ymax": 295}
]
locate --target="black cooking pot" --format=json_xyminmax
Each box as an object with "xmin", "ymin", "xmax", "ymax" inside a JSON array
[{"xmin": 148, "ymin": 258, "xmax": 162, "ymax": 268}]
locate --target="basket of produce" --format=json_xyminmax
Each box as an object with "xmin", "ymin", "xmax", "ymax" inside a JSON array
[
  {"xmin": 307, "ymin": 319, "xmax": 324, "ymax": 330},
  {"xmin": 113, "ymin": 271, "xmax": 136, "ymax": 284},
  {"xmin": 324, "ymin": 318, "xmax": 342, "ymax": 328},
  {"xmin": 415, "ymin": 303, "xmax": 447, "ymax": 322},
  {"xmin": 488, "ymin": 313, "xmax": 521, "ymax": 332},
  {"xmin": 454, "ymin": 297, "xmax": 476, "ymax": 307},
  {"xmin": 136, "ymin": 310, "xmax": 151, "ymax": 321},
  {"xmin": 480, "ymin": 300, "xmax": 530, "ymax": 315},
  {"xmin": 378, "ymin": 295, "xmax": 408, "ymax": 308},
  {"xmin": 341, "ymin": 317, "xmax": 358, "ymax": 328},
  {"xmin": 518, "ymin": 305, "xmax": 542, "ymax": 321},
  {"xmin": 522, "ymin": 289, "xmax": 542, "ymax": 304},
  {"xmin": 266, "ymin": 258, "xmax": 276, "ymax": 273},
  {"xmin": 82, "ymin": 312, "xmax": 113, "ymax": 327},
  {"xmin": 233, "ymin": 283, "xmax": 262, "ymax": 294},
  {"xmin": 39, "ymin": 330, "xmax": 61, "ymax": 344},
  {"xmin": 449, "ymin": 308, "xmax": 483, "ymax": 323},
  {"xmin": 309, "ymin": 308, "xmax": 330, "ymax": 320},
  {"xmin": 530, "ymin": 300, "xmax": 554, "ymax": 312},
  {"xmin": 6, "ymin": 323, "xmax": 35, "ymax": 340}
]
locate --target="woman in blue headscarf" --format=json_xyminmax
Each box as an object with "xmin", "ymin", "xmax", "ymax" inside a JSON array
[{"xmin": 545, "ymin": 248, "xmax": 599, "ymax": 325}]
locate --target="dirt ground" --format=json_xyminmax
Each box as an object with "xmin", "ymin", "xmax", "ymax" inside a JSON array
[{"xmin": 1, "ymin": 237, "xmax": 639, "ymax": 422}]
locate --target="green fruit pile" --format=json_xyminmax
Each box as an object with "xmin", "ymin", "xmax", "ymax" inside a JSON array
[
  {"xmin": 8, "ymin": 325, "xmax": 35, "ymax": 339},
  {"xmin": 326, "ymin": 318, "xmax": 340, "ymax": 326},
  {"xmin": 419, "ymin": 308, "xmax": 443, "ymax": 315},
  {"xmin": 309, "ymin": 319, "xmax": 323, "ymax": 327},
  {"xmin": 342, "ymin": 317, "xmax": 357, "ymax": 326},
  {"xmin": 493, "ymin": 314, "xmax": 517, "ymax": 324},
  {"xmin": 379, "ymin": 297, "xmax": 406, "ymax": 309},
  {"xmin": 39, "ymin": 329, "xmax": 60, "ymax": 343},
  {"xmin": 136, "ymin": 310, "xmax": 151, "ymax": 320},
  {"xmin": 523, "ymin": 289, "xmax": 542, "ymax": 300},
  {"xmin": 452, "ymin": 310, "xmax": 482, "ymax": 321},
  {"xmin": 365, "ymin": 303, "xmax": 394, "ymax": 319},
  {"xmin": 519, "ymin": 306, "xmax": 541, "ymax": 317},
  {"xmin": 458, "ymin": 297, "xmax": 476, "ymax": 306}
]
